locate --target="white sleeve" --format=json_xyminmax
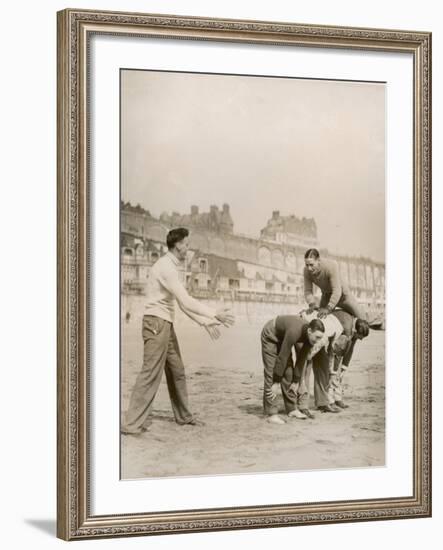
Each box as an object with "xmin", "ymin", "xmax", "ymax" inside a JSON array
[
  {"xmin": 159, "ymin": 263, "xmax": 217, "ymax": 320},
  {"xmin": 177, "ymin": 302, "xmax": 219, "ymax": 326}
]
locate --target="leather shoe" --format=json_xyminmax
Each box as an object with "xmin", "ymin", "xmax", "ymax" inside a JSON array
[
  {"xmin": 288, "ymin": 408, "xmax": 307, "ymax": 419},
  {"xmin": 318, "ymin": 404, "xmax": 341, "ymax": 413},
  {"xmin": 299, "ymin": 408, "xmax": 315, "ymax": 419},
  {"xmin": 267, "ymin": 414, "xmax": 286, "ymax": 425},
  {"xmin": 185, "ymin": 418, "xmax": 206, "ymax": 427},
  {"xmin": 335, "ymin": 400, "xmax": 349, "ymax": 409}
]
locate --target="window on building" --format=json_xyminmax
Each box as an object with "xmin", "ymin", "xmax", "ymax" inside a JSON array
[
  {"xmin": 229, "ymin": 279, "xmax": 239, "ymax": 289},
  {"xmin": 151, "ymin": 252, "xmax": 159, "ymax": 262},
  {"xmin": 199, "ymin": 259, "xmax": 208, "ymax": 272}
]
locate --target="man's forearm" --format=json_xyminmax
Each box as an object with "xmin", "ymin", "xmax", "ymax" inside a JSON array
[
  {"xmin": 328, "ymin": 351, "xmax": 335, "ymax": 373},
  {"xmin": 162, "ymin": 273, "xmax": 217, "ymax": 318},
  {"xmin": 178, "ymin": 291, "xmax": 217, "ymax": 318},
  {"xmin": 304, "ymin": 271, "xmax": 315, "ymax": 305},
  {"xmin": 327, "ymin": 268, "xmax": 342, "ymax": 309},
  {"xmin": 273, "ymin": 345, "xmax": 293, "ymax": 382},
  {"xmin": 293, "ymin": 344, "xmax": 310, "ymax": 383},
  {"xmin": 178, "ymin": 305, "xmax": 217, "ymax": 327},
  {"xmin": 327, "ymin": 288, "xmax": 342, "ymax": 310},
  {"xmin": 342, "ymin": 337, "xmax": 357, "ymax": 367},
  {"xmin": 273, "ymin": 358, "xmax": 287, "ymax": 383}
]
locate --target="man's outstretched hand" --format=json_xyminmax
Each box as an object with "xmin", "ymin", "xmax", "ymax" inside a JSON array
[
  {"xmin": 204, "ymin": 325, "xmax": 221, "ymax": 340},
  {"xmin": 215, "ymin": 307, "xmax": 235, "ymax": 327}
]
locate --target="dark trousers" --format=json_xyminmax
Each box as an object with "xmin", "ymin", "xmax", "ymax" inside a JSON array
[
  {"xmin": 320, "ymin": 292, "xmax": 366, "ymax": 320},
  {"xmin": 311, "ymin": 348, "xmax": 331, "ymax": 407},
  {"xmin": 294, "ymin": 351, "xmax": 330, "ymax": 409},
  {"xmin": 261, "ymin": 320, "xmax": 297, "ymax": 416},
  {"xmin": 121, "ymin": 315, "xmax": 194, "ymax": 434}
]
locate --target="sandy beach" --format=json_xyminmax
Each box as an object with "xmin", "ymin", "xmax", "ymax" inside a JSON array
[{"xmin": 121, "ymin": 310, "xmax": 385, "ymax": 479}]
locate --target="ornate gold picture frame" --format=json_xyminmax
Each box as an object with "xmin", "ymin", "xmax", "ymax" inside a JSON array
[{"xmin": 57, "ymin": 8, "xmax": 431, "ymax": 541}]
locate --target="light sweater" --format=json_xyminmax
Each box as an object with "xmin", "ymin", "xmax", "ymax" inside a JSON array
[
  {"xmin": 144, "ymin": 251, "xmax": 217, "ymax": 325},
  {"xmin": 300, "ymin": 310, "xmax": 344, "ymax": 358},
  {"xmin": 303, "ymin": 258, "xmax": 350, "ymax": 310}
]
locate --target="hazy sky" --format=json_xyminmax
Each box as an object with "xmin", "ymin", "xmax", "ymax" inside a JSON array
[{"xmin": 121, "ymin": 70, "xmax": 385, "ymax": 262}]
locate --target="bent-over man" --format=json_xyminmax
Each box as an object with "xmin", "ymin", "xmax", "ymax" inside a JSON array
[
  {"xmin": 121, "ymin": 228, "xmax": 235, "ymax": 435},
  {"xmin": 260, "ymin": 316, "xmax": 325, "ymax": 425},
  {"xmin": 296, "ymin": 311, "xmax": 346, "ymax": 415},
  {"xmin": 328, "ymin": 311, "xmax": 370, "ymax": 409},
  {"xmin": 298, "ymin": 310, "xmax": 370, "ymax": 413}
]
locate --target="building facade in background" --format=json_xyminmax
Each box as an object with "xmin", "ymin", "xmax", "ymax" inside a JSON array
[{"xmin": 120, "ymin": 201, "xmax": 385, "ymax": 318}]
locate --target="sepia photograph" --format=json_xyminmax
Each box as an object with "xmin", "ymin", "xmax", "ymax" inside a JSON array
[{"xmin": 119, "ymin": 68, "xmax": 386, "ymax": 480}]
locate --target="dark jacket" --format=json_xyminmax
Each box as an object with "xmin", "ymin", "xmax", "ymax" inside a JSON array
[
  {"xmin": 272, "ymin": 315, "xmax": 310, "ymax": 383},
  {"xmin": 332, "ymin": 309, "xmax": 357, "ymax": 367}
]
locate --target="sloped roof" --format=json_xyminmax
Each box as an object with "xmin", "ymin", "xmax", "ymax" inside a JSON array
[{"xmin": 193, "ymin": 252, "xmax": 242, "ymax": 279}]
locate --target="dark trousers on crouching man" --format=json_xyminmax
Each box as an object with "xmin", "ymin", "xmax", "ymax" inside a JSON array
[
  {"xmin": 261, "ymin": 319, "xmax": 298, "ymax": 416},
  {"xmin": 298, "ymin": 348, "xmax": 331, "ymax": 408},
  {"xmin": 290, "ymin": 345, "xmax": 330, "ymax": 410},
  {"xmin": 121, "ymin": 315, "xmax": 194, "ymax": 434}
]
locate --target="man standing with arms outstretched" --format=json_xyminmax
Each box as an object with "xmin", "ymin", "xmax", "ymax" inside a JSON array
[
  {"xmin": 303, "ymin": 248, "xmax": 366, "ymax": 320},
  {"xmin": 121, "ymin": 227, "xmax": 235, "ymax": 435}
]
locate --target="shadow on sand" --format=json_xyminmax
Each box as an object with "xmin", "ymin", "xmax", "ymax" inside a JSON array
[{"xmin": 238, "ymin": 403, "xmax": 263, "ymax": 417}]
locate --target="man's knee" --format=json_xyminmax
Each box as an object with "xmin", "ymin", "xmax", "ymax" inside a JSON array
[
  {"xmin": 166, "ymin": 360, "xmax": 186, "ymax": 379},
  {"xmin": 341, "ymin": 296, "xmax": 366, "ymax": 320}
]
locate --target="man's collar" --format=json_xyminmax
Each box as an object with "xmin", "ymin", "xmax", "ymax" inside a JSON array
[{"xmin": 166, "ymin": 250, "xmax": 181, "ymax": 266}]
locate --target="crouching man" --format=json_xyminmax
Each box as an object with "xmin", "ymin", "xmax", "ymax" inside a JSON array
[
  {"xmin": 261, "ymin": 315, "xmax": 325, "ymax": 425},
  {"xmin": 295, "ymin": 310, "xmax": 345, "ymax": 415},
  {"xmin": 328, "ymin": 313, "xmax": 370, "ymax": 409}
]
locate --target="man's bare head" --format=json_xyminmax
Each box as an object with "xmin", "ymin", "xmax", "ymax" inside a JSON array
[{"xmin": 304, "ymin": 248, "xmax": 321, "ymax": 275}]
